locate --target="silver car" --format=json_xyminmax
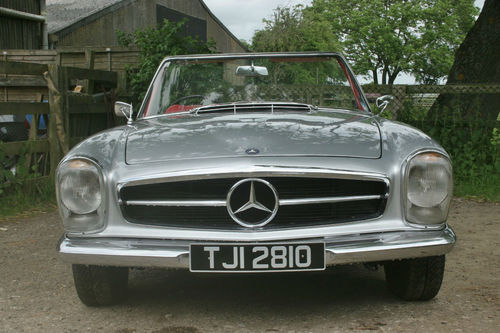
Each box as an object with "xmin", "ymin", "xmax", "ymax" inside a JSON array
[{"xmin": 56, "ymin": 52, "xmax": 455, "ymax": 306}]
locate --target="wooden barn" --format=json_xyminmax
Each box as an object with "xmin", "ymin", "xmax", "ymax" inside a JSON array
[
  {"xmin": 0, "ymin": 0, "xmax": 48, "ymax": 49},
  {"xmin": 47, "ymin": 0, "xmax": 247, "ymax": 53}
]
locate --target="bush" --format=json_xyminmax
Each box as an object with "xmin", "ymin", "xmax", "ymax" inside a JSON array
[
  {"xmin": 117, "ymin": 19, "xmax": 216, "ymax": 107},
  {"xmin": 397, "ymin": 101, "xmax": 500, "ymax": 201},
  {"xmin": 0, "ymin": 143, "xmax": 55, "ymax": 217}
]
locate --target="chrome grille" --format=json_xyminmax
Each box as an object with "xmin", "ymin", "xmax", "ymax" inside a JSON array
[{"xmin": 119, "ymin": 176, "xmax": 389, "ymax": 230}]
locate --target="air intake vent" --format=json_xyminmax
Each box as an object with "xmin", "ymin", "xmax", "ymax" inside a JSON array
[{"xmin": 195, "ymin": 102, "xmax": 315, "ymax": 115}]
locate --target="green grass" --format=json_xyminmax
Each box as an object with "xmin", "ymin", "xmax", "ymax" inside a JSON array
[
  {"xmin": 454, "ymin": 173, "xmax": 500, "ymax": 202},
  {"xmin": 0, "ymin": 177, "xmax": 56, "ymax": 220}
]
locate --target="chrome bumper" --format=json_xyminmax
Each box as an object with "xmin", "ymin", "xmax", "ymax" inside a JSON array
[{"xmin": 57, "ymin": 226, "xmax": 456, "ymax": 269}]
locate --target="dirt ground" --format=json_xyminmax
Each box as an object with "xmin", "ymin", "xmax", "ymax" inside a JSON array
[{"xmin": 0, "ymin": 198, "xmax": 499, "ymax": 333}]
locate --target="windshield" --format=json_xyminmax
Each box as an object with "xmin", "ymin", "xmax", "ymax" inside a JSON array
[{"xmin": 140, "ymin": 54, "xmax": 368, "ymax": 117}]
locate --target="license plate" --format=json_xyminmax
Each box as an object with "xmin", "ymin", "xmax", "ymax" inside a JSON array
[{"xmin": 189, "ymin": 242, "xmax": 325, "ymax": 272}]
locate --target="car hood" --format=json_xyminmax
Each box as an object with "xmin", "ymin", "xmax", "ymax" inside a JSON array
[{"xmin": 125, "ymin": 110, "xmax": 381, "ymax": 164}]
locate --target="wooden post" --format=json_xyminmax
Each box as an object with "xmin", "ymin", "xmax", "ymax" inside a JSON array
[
  {"xmin": 55, "ymin": 52, "xmax": 62, "ymax": 66},
  {"xmin": 47, "ymin": 65, "xmax": 59, "ymax": 178},
  {"xmin": 25, "ymin": 93, "xmax": 43, "ymax": 170},
  {"xmin": 61, "ymin": 67, "xmax": 70, "ymax": 140},
  {"xmin": 107, "ymin": 47, "xmax": 112, "ymax": 71},
  {"xmin": 84, "ymin": 49, "xmax": 95, "ymax": 94},
  {"xmin": 45, "ymin": 64, "xmax": 69, "ymax": 178},
  {"xmin": 3, "ymin": 51, "xmax": 7, "ymax": 102},
  {"xmin": 116, "ymin": 71, "xmax": 127, "ymax": 96}
]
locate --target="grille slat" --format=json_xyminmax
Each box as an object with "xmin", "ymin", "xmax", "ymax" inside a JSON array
[{"xmin": 119, "ymin": 177, "xmax": 388, "ymax": 230}]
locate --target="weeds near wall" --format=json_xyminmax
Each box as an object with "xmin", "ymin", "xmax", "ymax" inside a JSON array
[{"xmin": 0, "ymin": 143, "xmax": 55, "ymax": 217}]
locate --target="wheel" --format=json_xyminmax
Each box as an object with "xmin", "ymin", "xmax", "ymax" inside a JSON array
[
  {"xmin": 72, "ymin": 264, "xmax": 128, "ymax": 306},
  {"xmin": 384, "ymin": 255, "xmax": 445, "ymax": 301}
]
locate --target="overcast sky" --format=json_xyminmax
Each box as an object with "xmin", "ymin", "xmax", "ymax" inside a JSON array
[
  {"xmin": 204, "ymin": 0, "xmax": 485, "ymax": 42},
  {"xmin": 204, "ymin": 0, "xmax": 312, "ymax": 42}
]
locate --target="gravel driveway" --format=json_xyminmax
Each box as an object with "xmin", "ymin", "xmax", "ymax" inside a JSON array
[{"xmin": 1, "ymin": 198, "xmax": 499, "ymax": 333}]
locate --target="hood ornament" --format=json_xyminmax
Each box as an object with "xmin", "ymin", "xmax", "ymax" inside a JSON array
[{"xmin": 245, "ymin": 148, "xmax": 260, "ymax": 155}]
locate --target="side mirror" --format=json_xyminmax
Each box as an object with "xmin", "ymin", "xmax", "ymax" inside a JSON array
[
  {"xmin": 375, "ymin": 95, "xmax": 393, "ymax": 114},
  {"xmin": 114, "ymin": 101, "xmax": 133, "ymax": 124}
]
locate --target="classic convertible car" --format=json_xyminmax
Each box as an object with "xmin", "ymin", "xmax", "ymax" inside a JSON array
[{"xmin": 56, "ymin": 52, "xmax": 455, "ymax": 306}]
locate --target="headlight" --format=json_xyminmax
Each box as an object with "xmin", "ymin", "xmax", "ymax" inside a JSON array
[
  {"xmin": 404, "ymin": 152, "xmax": 452, "ymax": 225},
  {"xmin": 56, "ymin": 158, "xmax": 106, "ymax": 233},
  {"xmin": 60, "ymin": 160, "xmax": 101, "ymax": 214}
]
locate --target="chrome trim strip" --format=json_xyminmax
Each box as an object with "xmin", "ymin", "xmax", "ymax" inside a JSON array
[
  {"xmin": 125, "ymin": 200, "xmax": 226, "ymax": 207},
  {"xmin": 118, "ymin": 166, "xmax": 390, "ymax": 188},
  {"xmin": 123, "ymin": 195, "xmax": 383, "ymax": 208},
  {"xmin": 58, "ymin": 227, "xmax": 456, "ymax": 268},
  {"xmin": 280, "ymin": 194, "xmax": 383, "ymax": 206}
]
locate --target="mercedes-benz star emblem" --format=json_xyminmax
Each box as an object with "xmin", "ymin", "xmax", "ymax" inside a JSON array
[
  {"xmin": 245, "ymin": 148, "xmax": 260, "ymax": 155},
  {"xmin": 226, "ymin": 178, "xmax": 279, "ymax": 228}
]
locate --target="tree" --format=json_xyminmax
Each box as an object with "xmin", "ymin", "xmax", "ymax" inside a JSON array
[
  {"xmin": 252, "ymin": 5, "xmax": 339, "ymax": 52},
  {"xmin": 307, "ymin": 0, "xmax": 478, "ymax": 84},
  {"xmin": 430, "ymin": 0, "xmax": 500, "ymax": 121},
  {"xmin": 117, "ymin": 19, "xmax": 216, "ymax": 104},
  {"xmin": 251, "ymin": 6, "xmax": 342, "ymax": 86},
  {"xmin": 239, "ymin": 39, "xmax": 252, "ymax": 51},
  {"xmin": 424, "ymin": 0, "xmax": 500, "ymax": 184}
]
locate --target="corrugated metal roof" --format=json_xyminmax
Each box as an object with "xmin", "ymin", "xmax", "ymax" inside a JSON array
[{"xmin": 46, "ymin": 0, "xmax": 123, "ymax": 33}]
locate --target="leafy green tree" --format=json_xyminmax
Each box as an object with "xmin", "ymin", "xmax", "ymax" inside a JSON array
[
  {"xmin": 117, "ymin": 19, "xmax": 216, "ymax": 104},
  {"xmin": 238, "ymin": 39, "xmax": 252, "ymax": 51},
  {"xmin": 307, "ymin": 0, "xmax": 478, "ymax": 84},
  {"xmin": 252, "ymin": 5, "xmax": 339, "ymax": 52},
  {"xmin": 251, "ymin": 5, "xmax": 342, "ymax": 86}
]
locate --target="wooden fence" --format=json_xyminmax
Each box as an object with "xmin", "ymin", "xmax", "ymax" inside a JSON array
[
  {"xmin": 1, "ymin": 47, "xmax": 138, "ymax": 97},
  {"xmin": 362, "ymin": 84, "xmax": 500, "ymax": 120},
  {"xmin": 0, "ymin": 60, "xmax": 117, "ymax": 178}
]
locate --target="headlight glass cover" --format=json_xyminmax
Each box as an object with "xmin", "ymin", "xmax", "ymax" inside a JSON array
[
  {"xmin": 405, "ymin": 152, "xmax": 452, "ymax": 225},
  {"xmin": 56, "ymin": 158, "xmax": 106, "ymax": 233}
]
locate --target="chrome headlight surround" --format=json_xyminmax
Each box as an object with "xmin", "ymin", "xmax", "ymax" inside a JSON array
[
  {"xmin": 56, "ymin": 157, "xmax": 106, "ymax": 234},
  {"xmin": 403, "ymin": 150, "xmax": 453, "ymax": 226}
]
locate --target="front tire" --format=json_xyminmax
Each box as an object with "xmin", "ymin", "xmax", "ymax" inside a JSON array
[
  {"xmin": 384, "ymin": 255, "xmax": 445, "ymax": 301},
  {"xmin": 72, "ymin": 264, "xmax": 128, "ymax": 306}
]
